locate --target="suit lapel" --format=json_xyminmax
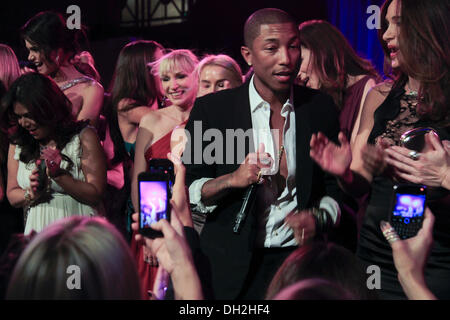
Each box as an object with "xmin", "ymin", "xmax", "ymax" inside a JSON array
[{"xmin": 231, "ymin": 82, "xmax": 255, "ymax": 155}]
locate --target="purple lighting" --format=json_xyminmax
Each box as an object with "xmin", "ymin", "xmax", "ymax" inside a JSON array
[
  {"xmin": 139, "ymin": 181, "xmax": 167, "ymax": 228},
  {"xmin": 393, "ymin": 194, "xmax": 425, "ymax": 218}
]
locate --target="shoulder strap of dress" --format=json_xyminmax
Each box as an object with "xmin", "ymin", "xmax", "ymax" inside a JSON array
[{"xmin": 59, "ymin": 76, "xmax": 94, "ymax": 91}]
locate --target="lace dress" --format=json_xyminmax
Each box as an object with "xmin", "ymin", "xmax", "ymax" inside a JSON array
[
  {"xmin": 15, "ymin": 131, "xmax": 97, "ymax": 235},
  {"xmin": 357, "ymin": 82, "xmax": 450, "ymax": 299}
]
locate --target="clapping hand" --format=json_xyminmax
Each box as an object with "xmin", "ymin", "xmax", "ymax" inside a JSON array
[
  {"xmin": 310, "ymin": 132, "xmax": 352, "ymax": 177},
  {"xmin": 385, "ymin": 133, "xmax": 450, "ymax": 187},
  {"xmin": 40, "ymin": 147, "xmax": 63, "ymax": 177}
]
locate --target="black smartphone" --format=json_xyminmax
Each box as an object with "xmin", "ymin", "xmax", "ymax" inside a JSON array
[
  {"xmin": 148, "ymin": 158, "xmax": 174, "ymax": 197},
  {"xmin": 390, "ymin": 184, "xmax": 427, "ymax": 240},
  {"xmin": 138, "ymin": 171, "xmax": 171, "ymax": 238},
  {"xmin": 36, "ymin": 160, "xmax": 47, "ymax": 192},
  {"xmin": 148, "ymin": 158, "xmax": 174, "ymax": 182}
]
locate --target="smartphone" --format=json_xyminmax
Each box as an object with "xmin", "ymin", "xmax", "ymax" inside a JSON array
[
  {"xmin": 148, "ymin": 158, "xmax": 174, "ymax": 196},
  {"xmin": 390, "ymin": 184, "xmax": 427, "ymax": 240},
  {"xmin": 36, "ymin": 160, "xmax": 47, "ymax": 192},
  {"xmin": 148, "ymin": 158, "xmax": 174, "ymax": 182},
  {"xmin": 138, "ymin": 172, "xmax": 171, "ymax": 238}
]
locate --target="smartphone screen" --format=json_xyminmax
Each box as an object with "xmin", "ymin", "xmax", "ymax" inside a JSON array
[
  {"xmin": 390, "ymin": 185, "xmax": 426, "ymax": 239},
  {"xmin": 139, "ymin": 179, "xmax": 169, "ymax": 236},
  {"xmin": 393, "ymin": 193, "xmax": 426, "ymax": 219}
]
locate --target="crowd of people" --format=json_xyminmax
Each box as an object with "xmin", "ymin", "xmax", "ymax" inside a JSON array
[{"xmin": 0, "ymin": 0, "xmax": 449, "ymax": 300}]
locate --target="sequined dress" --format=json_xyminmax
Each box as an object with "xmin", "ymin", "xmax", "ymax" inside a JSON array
[{"xmin": 357, "ymin": 81, "xmax": 450, "ymax": 299}]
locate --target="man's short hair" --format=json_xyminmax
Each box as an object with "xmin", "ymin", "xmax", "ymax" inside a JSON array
[{"xmin": 244, "ymin": 8, "xmax": 297, "ymax": 48}]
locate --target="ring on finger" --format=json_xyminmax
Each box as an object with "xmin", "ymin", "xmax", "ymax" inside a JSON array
[
  {"xmin": 256, "ymin": 170, "xmax": 264, "ymax": 184},
  {"xmin": 385, "ymin": 234, "xmax": 400, "ymax": 243},
  {"xmin": 383, "ymin": 228, "xmax": 400, "ymax": 243},
  {"xmin": 409, "ymin": 150, "xmax": 420, "ymax": 161}
]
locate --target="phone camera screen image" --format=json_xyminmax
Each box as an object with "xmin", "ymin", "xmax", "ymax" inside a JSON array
[
  {"xmin": 139, "ymin": 180, "xmax": 168, "ymax": 229},
  {"xmin": 390, "ymin": 185, "xmax": 427, "ymax": 240},
  {"xmin": 393, "ymin": 193, "xmax": 426, "ymax": 218}
]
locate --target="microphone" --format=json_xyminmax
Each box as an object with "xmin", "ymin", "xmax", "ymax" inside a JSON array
[
  {"xmin": 232, "ymin": 144, "xmax": 276, "ymax": 234},
  {"xmin": 233, "ymin": 183, "xmax": 258, "ymax": 234}
]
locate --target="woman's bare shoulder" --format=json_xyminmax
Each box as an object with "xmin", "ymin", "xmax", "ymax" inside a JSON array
[
  {"xmin": 371, "ymin": 80, "xmax": 393, "ymax": 96},
  {"xmin": 79, "ymin": 79, "xmax": 104, "ymax": 95},
  {"xmin": 139, "ymin": 110, "xmax": 161, "ymax": 128}
]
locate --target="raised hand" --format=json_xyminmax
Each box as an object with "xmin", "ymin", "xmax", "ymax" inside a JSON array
[
  {"xmin": 361, "ymin": 139, "xmax": 389, "ymax": 177},
  {"xmin": 380, "ymin": 208, "xmax": 436, "ymax": 300},
  {"xmin": 385, "ymin": 132, "xmax": 450, "ymax": 187},
  {"xmin": 132, "ymin": 206, "xmax": 203, "ymax": 300},
  {"xmin": 40, "ymin": 147, "xmax": 63, "ymax": 177},
  {"xmin": 131, "ymin": 207, "xmax": 188, "ymax": 272},
  {"xmin": 230, "ymin": 143, "xmax": 273, "ymax": 188},
  {"xmin": 167, "ymin": 152, "xmax": 193, "ymax": 227},
  {"xmin": 29, "ymin": 159, "xmax": 46, "ymax": 193},
  {"xmin": 28, "ymin": 167, "xmax": 41, "ymax": 200},
  {"xmin": 310, "ymin": 132, "xmax": 351, "ymax": 177}
]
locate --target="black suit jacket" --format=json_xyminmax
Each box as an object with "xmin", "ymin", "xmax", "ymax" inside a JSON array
[{"xmin": 183, "ymin": 81, "xmax": 342, "ymax": 299}]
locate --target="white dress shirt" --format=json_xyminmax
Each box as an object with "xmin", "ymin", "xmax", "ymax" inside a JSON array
[{"xmin": 189, "ymin": 76, "xmax": 340, "ymax": 247}]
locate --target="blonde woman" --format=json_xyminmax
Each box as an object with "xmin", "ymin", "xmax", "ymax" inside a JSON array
[
  {"xmin": 196, "ymin": 54, "xmax": 243, "ymax": 97},
  {"xmin": 130, "ymin": 49, "xmax": 198, "ymax": 297}
]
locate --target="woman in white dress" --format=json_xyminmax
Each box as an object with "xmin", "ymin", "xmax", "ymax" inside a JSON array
[{"xmin": 3, "ymin": 73, "xmax": 106, "ymax": 234}]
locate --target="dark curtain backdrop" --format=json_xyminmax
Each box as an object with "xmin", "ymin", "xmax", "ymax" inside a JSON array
[{"xmin": 326, "ymin": 0, "xmax": 386, "ymax": 76}]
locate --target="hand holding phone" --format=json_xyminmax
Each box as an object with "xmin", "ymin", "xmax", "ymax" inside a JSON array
[
  {"xmin": 138, "ymin": 172, "xmax": 171, "ymax": 238},
  {"xmin": 148, "ymin": 158, "xmax": 174, "ymax": 183},
  {"xmin": 36, "ymin": 159, "xmax": 47, "ymax": 192},
  {"xmin": 390, "ymin": 184, "xmax": 427, "ymax": 240}
]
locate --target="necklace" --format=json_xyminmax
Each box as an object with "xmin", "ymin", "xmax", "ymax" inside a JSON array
[
  {"xmin": 277, "ymin": 145, "xmax": 285, "ymax": 170},
  {"xmin": 405, "ymin": 82, "xmax": 419, "ymax": 99}
]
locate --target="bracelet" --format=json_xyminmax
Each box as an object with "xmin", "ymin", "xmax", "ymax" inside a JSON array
[
  {"xmin": 24, "ymin": 189, "xmax": 33, "ymax": 208},
  {"xmin": 311, "ymin": 208, "xmax": 332, "ymax": 234}
]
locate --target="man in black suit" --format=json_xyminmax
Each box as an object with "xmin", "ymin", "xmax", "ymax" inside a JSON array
[{"xmin": 183, "ymin": 8, "xmax": 342, "ymax": 299}]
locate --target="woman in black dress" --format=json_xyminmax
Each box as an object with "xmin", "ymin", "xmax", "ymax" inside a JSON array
[{"xmin": 309, "ymin": 0, "xmax": 450, "ymax": 299}]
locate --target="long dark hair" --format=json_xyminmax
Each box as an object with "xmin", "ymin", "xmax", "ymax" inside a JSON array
[
  {"xmin": 299, "ymin": 20, "xmax": 379, "ymax": 109},
  {"xmin": 379, "ymin": 0, "xmax": 450, "ymax": 120},
  {"xmin": 20, "ymin": 11, "xmax": 92, "ymax": 78},
  {"xmin": 1, "ymin": 73, "xmax": 87, "ymax": 165},
  {"xmin": 106, "ymin": 40, "xmax": 164, "ymax": 166}
]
